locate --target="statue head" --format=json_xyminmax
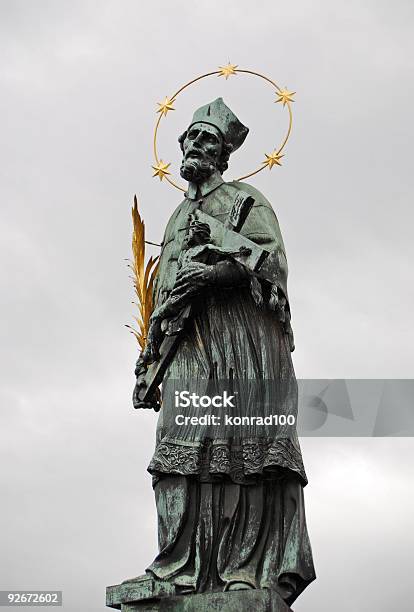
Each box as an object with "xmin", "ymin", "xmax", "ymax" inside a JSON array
[{"xmin": 179, "ymin": 97, "xmax": 249, "ymax": 183}]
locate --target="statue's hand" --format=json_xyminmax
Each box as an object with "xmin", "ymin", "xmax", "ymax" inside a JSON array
[
  {"xmin": 173, "ymin": 262, "xmax": 214, "ymax": 294},
  {"xmin": 132, "ymin": 382, "xmax": 161, "ymax": 411},
  {"xmin": 174, "ymin": 260, "xmax": 247, "ymax": 294},
  {"xmin": 132, "ymin": 356, "xmax": 161, "ymax": 412}
]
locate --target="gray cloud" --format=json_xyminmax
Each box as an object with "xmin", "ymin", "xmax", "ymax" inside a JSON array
[{"xmin": 1, "ymin": 1, "xmax": 413, "ymax": 610}]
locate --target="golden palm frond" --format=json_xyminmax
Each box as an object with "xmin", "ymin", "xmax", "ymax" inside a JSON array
[{"xmin": 126, "ymin": 195, "xmax": 159, "ymax": 351}]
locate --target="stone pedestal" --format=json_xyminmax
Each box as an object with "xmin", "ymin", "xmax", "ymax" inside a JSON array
[{"xmin": 106, "ymin": 576, "xmax": 293, "ymax": 611}]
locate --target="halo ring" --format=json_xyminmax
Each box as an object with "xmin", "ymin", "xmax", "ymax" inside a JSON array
[{"xmin": 153, "ymin": 66, "xmax": 294, "ymax": 192}]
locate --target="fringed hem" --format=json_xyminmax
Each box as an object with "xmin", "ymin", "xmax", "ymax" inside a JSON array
[{"xmin": 148, "ymin": 436, "xmax": 307, "ymax": 486}]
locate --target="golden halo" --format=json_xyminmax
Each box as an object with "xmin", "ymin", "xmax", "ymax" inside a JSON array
[{"xmin": 152, "ymin": 63, "xmax": 295, "ymax": 192}]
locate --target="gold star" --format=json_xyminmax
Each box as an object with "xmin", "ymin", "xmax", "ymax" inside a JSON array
[
  {"xmin": 152, "ymin": 160, "xmax": 171, "ymax": 181},
  {"xmin": 218, "ymin": 62, "xmax": 238, "ymax": 79},
  {"xmin": 262, "ymin": 151, "xmax": 284, "ymax": 169},
  {"xmin": 156, "ymin": 96, "xmax": 175, "ymax": 117},
  {"xmin": 275, "ymin": 87, "xmax": 296, "ymax": 107}
]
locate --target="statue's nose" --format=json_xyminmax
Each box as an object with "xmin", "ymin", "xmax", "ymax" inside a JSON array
[{"xmin": 188, "ymin": 140, "xmax": 202, "ymax": 153}]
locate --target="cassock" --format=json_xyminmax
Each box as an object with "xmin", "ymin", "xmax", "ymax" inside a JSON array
[{"xmin": 145, "ymin": 171, "xmax": 316, "ymax": 604}]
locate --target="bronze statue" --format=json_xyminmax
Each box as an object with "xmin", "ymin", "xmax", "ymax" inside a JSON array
[{"xmin": 129, "ymin": 97, "xmax": 316, "ymax": 608}]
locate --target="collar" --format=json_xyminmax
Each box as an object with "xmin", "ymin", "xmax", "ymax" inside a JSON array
[{"xmin": 186, "ymin": 171, "xmax": 224, "ymax": 200}]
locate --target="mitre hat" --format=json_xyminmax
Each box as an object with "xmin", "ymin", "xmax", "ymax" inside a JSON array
[{"xmin": 188, "ymin": 97, "xmax": 249, "ymax": 152}]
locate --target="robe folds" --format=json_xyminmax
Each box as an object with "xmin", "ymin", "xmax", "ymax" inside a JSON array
[{"xmin": 146, "ymin": 176, "xmax": 316, "ymax": 602}]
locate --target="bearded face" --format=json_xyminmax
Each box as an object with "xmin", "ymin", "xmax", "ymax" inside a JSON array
[{"xmin": 179, "ymin": 122, "xmax": 223, "ymax": 183}]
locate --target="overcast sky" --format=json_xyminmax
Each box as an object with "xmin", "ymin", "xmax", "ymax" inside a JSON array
[{"xmin": 1, "ymin": 1, "xmax": 414, "ymax": 611}]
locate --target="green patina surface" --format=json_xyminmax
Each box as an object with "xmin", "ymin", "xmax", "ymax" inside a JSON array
[
  {"xmin": 107, "ymin": 577, "xmax": 292, "ymax": 611},
  {"xmin": 110, "ymin": 98, "xmax": 316, "ymax": 611}
]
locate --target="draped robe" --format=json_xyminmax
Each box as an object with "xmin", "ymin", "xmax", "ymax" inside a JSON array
[{"xmin": 145, "ymin": 173, "xmax": 315, "ymax": 604}]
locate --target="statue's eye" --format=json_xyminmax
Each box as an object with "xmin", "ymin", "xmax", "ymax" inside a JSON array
[{"xmin": 203, "ymin": 133, "xmax": 218, "ymax": 145}]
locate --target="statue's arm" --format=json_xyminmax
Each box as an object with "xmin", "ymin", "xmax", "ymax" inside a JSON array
[{"xmin": 173, "ymin": 258, "xmax": 248, "ymax": 294}]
